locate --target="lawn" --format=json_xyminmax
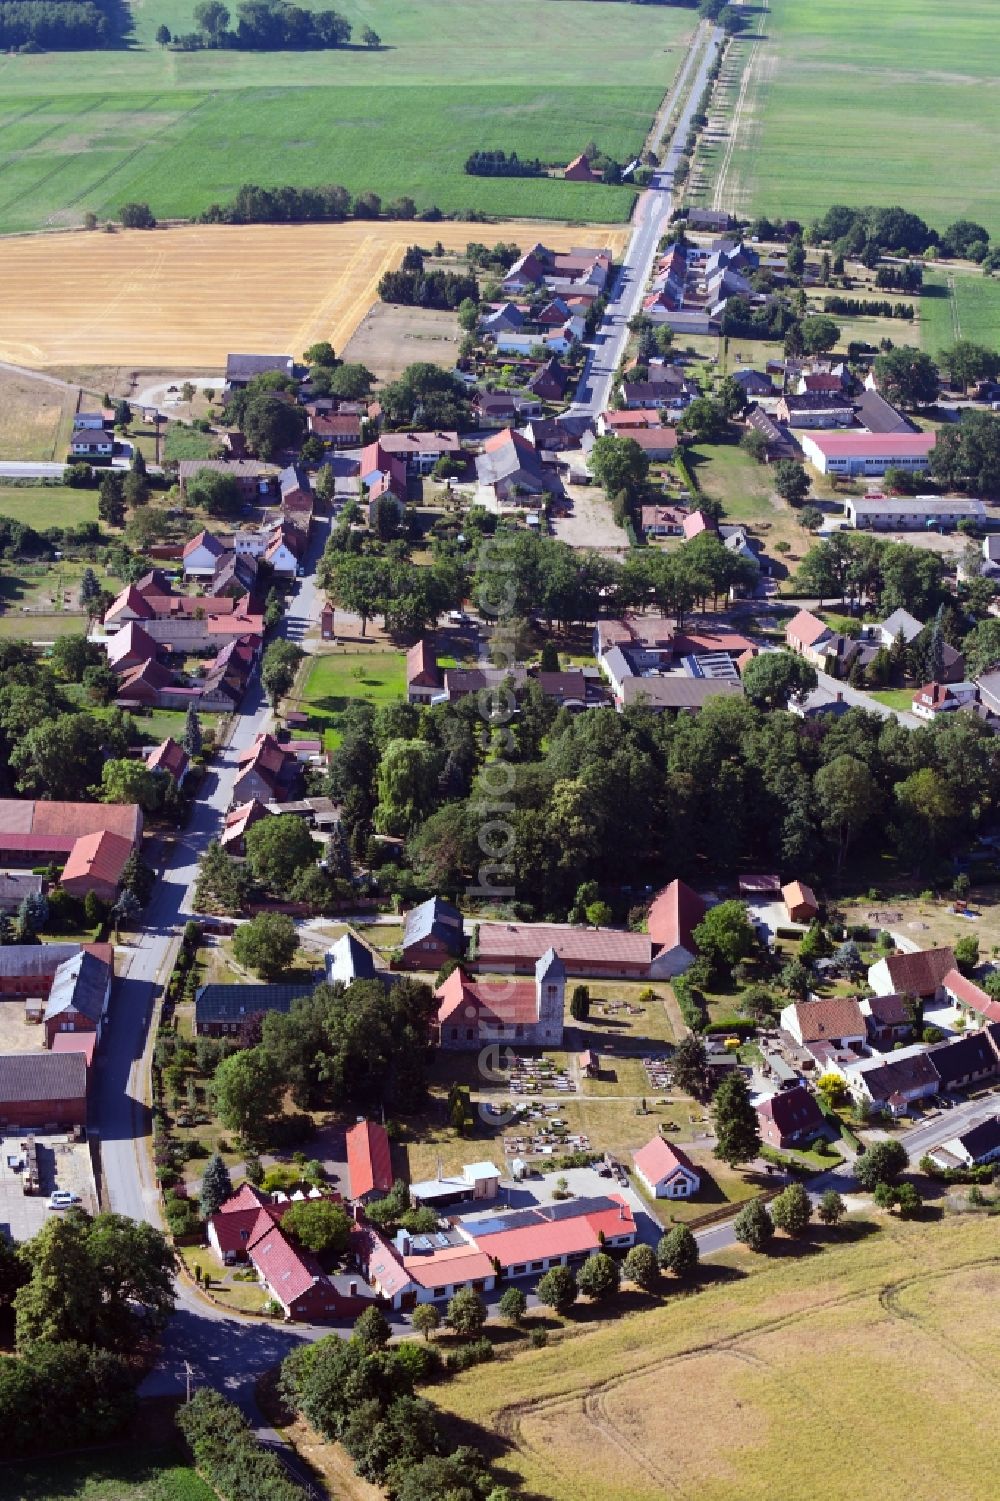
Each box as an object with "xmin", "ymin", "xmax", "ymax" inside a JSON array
[
  {"xmin": 0, "ymin": 484, "xmax": 98, "ymax": 529},
  {"xmin": 869, "ymin": 688, "xmax": 917, "ymax": 712},
  {"xmin": 0, "ymin": 0, "xmax": 695, "ymax": 232},
  {"xmin": 722, "ymin": 0, "xmax": 1000, "ymax": 236},
  {"xmin": 685, "ymin": 441, "xmax": 805, "ymax": 558},
  {"xmin": 0, "ymin": 1448, "xmax": 215, "ymax": 1501},
  {"xmin": 128, "ymin": 706, "xmax": 225, "ymax": 745},
  {"xmin": 297, "ymin": 648, "xmax": 406, "ymax": 746},
  {"xmin": 433, "ymin": 1214, "xmax": 1000, "ymax": 1501}
]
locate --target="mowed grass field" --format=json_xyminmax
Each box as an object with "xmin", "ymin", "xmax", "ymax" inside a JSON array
[
  {"xmin": 436, "ymin": 1215, "xmax": 1000, "ymax": 1501},
  {"xmin": 0, "ymin": 484, "xmax": 98, "ymax": 528},
  {"xmin": 0, "ymin": 220, "xmax": 630, "ymax": 369},
  {"xmin": 0, "ymin": 0, "xmax": 693, "ymax": 232},
  {"xmin": 720, "ymin": 0, "xmax": 1000, "ymax": 236},
  {"xmin": 297, "ymin": 647, "xmax": 406, "ymax": 746},
  {"xmin": 920, "ymin": 270, "xmax": 1000, "ymax": 353}
]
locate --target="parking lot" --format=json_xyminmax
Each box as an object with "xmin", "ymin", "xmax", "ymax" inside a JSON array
[{"xmin": 0, "ymin": 1132, "xmax": 98, "ymax": 1241}]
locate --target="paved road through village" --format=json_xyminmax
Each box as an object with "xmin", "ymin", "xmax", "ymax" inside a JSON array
[{"xmin": 571, "ymin": 22, "xmax": 723, "ymax": 420}]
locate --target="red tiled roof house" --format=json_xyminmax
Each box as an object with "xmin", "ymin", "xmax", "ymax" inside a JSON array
[{"xmin": 632, "ymin": 1136, "xmax": 701, "ymax": 1199}]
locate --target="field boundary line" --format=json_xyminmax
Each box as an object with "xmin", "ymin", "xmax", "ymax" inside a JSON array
[{"xmin": 713, "ymin": 3, "xmax": 767, "ymax": 212}]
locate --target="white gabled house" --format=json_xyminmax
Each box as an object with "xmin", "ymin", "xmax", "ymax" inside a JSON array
[{"xmin": 632, "ymin": 1135, "xmax": 701, "ymax": 1199}]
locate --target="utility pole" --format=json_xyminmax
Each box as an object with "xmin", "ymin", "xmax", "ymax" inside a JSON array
[{"xmin": 182, "ymin": 1360, "xmax": 195, "ymax": 1404}]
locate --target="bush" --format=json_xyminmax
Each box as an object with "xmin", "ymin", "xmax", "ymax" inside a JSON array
[
  {"xmin": 732, "ymin": 1199, "xmax": 774, "ymax": 1253},
  {"xmin": 530, "ymin": 1327, "xmax": 549, "ymax": 1348},
  {"xmin": 445, "ymin": 1337, "xmax": 494, "ymax": 1372},
  {"xmin": 392, "ymin": 1338, "xmax": 442, "ymax": 1383}
]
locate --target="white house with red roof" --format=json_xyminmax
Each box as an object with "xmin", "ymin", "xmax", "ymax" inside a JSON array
[
  {"xmin": 182, "ymin": 530, "xmax": 227, "ymax": 579},
  {"xmin": 632, "ymin": 1136, "xmax": 701, "ymax": 1199},
  {"xmin": 940, "ymin": 969, "xmax": 1000, "ymax": 1026},
  {"xmin": 355, "ymin": 1194, "xmax": 635, "ymax": 1310}
]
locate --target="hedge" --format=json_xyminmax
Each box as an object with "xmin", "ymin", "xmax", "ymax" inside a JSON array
[
  {"xmin": 178, "ymin": 1388, "xmax": 305, "ymax": 1501},
  {"xmin": 703, "ymin": 1018, "xmax": 757, "ymax": 1037}
]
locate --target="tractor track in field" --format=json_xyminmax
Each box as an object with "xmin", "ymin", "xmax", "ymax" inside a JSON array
[{"xmin": 495, "ymin": 1254, "xmax": 1000, "ymax": 1497}]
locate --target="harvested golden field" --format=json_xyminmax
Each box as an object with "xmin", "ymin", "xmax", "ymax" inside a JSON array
[
  {"xmin": 435, "ymin": 1215, "xmax": 1000, "ymax": 1501},
  {"xmin": 0, "ymin": 222, "xmax": 629, "ymax": 371}
]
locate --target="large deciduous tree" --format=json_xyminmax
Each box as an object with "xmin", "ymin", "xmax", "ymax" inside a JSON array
[
  {"xmin": 245, "ymin": 813, "xmax": 317, "ymax": 891},
  {"xmin": 232, "ymin": 912, "xmax": 299, "ymax": 979},
  {"xmin": 211, "ymin": 1046, "xmax": 285, "ymax": 1146}
]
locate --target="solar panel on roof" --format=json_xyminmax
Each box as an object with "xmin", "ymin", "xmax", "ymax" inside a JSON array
[
  {"xmin": 536, "ymin": 1196, "xmax": 616, "ymax": 1223},
  {"xmin": 460, "ymin": 1210, "xmax": 527, "ymax": 1237}
]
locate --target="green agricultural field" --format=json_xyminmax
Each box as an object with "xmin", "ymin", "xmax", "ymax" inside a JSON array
[
  {"xmin": 0, "ymin": 0, "xmax": 694, "ymax": 232},
  {"xmin": 0, "ymin": 1446, "xmax": 214, "ymax": 1501},
  {"xmin": 921, "ymin": 270, "xmax": 1000, "ymax": 352},
  {"xmin": 0, "ymin": 484, "xmax": 98, "ymax": 529},
  {"xmin": 724, "ymin": 0, "xmax": 1000, "ymax": 237}
]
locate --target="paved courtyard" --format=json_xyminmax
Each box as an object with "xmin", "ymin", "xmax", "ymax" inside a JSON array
[{"xmin": 0, "ymin": 1131, "xmax": 98, "ymax": 1241}]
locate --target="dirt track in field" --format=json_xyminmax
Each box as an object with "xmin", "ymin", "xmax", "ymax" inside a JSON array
[{"xmin": 0, "ymin": 221, "xmax": 630, "ymax": 370}]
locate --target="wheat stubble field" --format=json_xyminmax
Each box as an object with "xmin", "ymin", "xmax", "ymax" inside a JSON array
[
  {"xmin": 435, "ymin": 1216, "xmax": 1000, "ymax": 1501},
  {"xmin": 0, "ymin": 221, "xmax": 630, "ymax": 370}
]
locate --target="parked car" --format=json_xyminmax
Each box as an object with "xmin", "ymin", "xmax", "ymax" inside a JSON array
[{"xmin": 47, "ymin": 1190, "xmax": 80, "ymax": 1210}]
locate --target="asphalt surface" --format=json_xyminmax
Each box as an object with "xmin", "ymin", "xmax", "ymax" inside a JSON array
[
  {"xmin": 571, "ymin": 23, "xmax": 723, "ymax": 419},
  {"xmin": 900, "ymin": 1093, "xmax": 1000, "ymax": 1161},
  {"xmin": 0, "ymin": 461, "xmax": 68, "ymax": 478},
  {"xmin": 93, "ymin": 517, "xmax": 331, "ymax": 1453}
]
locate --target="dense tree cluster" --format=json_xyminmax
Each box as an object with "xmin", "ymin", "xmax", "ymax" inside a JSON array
[
  {"xmin": 874, "ymin": 263, "xmax": 923, "ymax": 292},
  {"xmin": 178, "ymin": 1389, "xmax": 305, "ymax": 1501},
  {"xmin": 0, "ymin": 1208, "xmax": 176, "ymax": 1457},
  {"xmin": 0, "ymin": 0, "xmax": 115, "ymax": 50},
  {"xmin": 464, "ymin": 149, "xmax": 544, "ymax": 178},
  {"xmin": 378, "ymin": 267, "xmax": 479, "ymax": 311},
  {"xmin": 280, "ymin": 1323, "xmax": 505, "ymax": 1499},
  {"xmin": 173, "ymin": 0, "xmax": 351, "ymax": 50},
  {"xmin": 223, "ymin": 370, "xmax": 306, "ymax": 458},
  {"xmin": 362, "ymin": 664, "xmax": 1000, "ymax": 910},
  {"xmin": 201, "ymin": 181, "xmax": 426, "ymax": 225},
  {"xmin": 379, "ymin": 362, "xmax": 471, "ymax": 430},
  {"xmin": 822, "ymin": 296, "xmax": 914, "ymax": 321}
]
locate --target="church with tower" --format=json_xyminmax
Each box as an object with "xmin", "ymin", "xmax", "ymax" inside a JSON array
[{"xmin": 433, "ymin": 948, "xmax": 566, "ymax": 1050}]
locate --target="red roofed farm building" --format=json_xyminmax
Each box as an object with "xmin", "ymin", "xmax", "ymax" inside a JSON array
[
  {"xmin": 346, "ymin": 1118, "xmax": 394, "ymax": 1202},
  {"xmin": 0, "ymin": 801, "xmax": 141, "ymax": 899},
  {"xmin": 208, "ymin": 1185, "xmax": 374, "ymax": 1321},
  {"xmin": 355, "ymin": 1195, "xmax": 636, "ymax": 1311},
  {"xmin": 645, "ymin": 879, "xmax": 705, "ymax": 978}
]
